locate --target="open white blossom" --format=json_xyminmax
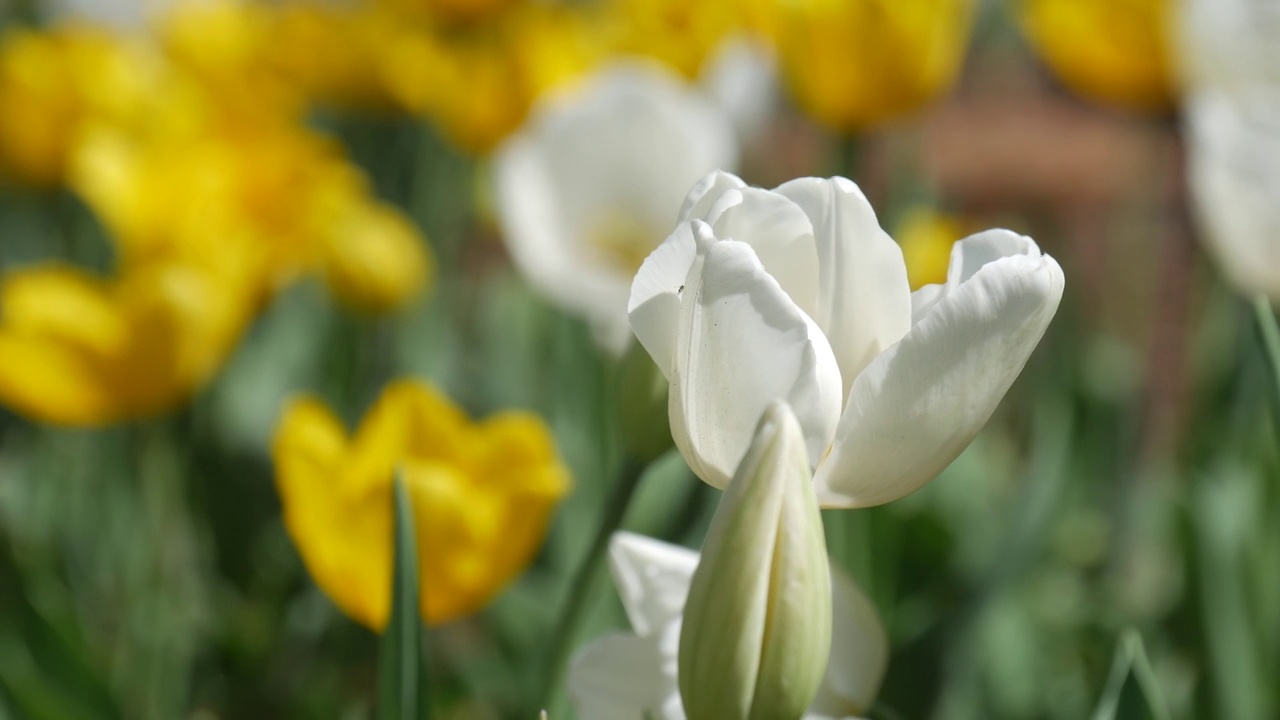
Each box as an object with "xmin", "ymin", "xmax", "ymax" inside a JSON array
[
  {"xmin": 1181, "ymin": 0, "xmax": 1280, "ymax": 300},
  {"xmin": 568, "ymin": 532, "xmax": 887, "ymax": 720},
  {"xmin": 494, "ymin": 62, "xmax": 737, "ymax": 353},
  {"xmin": 629, "ymin": 171, "xmax": 1064, "ymax": 508}
]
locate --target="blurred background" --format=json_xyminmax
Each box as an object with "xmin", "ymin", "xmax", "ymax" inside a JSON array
[{"xmin": 0, "ymin": 0, "xmax": 1277, "ymax": 718}]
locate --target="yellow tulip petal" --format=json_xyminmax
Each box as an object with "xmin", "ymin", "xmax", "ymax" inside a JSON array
[
  {"xmin": 771, "ymin": 0, "xmax": 976, "ymax": 132},
  {"xmin": 0, "ymin": 333, "xmax": 119, "ymax": 425},
  {"xmin": 271, "ymin": 380, "xmax": 571, "ymax": 629},
  {"xmin": 895, "ymin": 209, "xmax": 963, "ymax": 290},
  {"xmin": 320, "ymin": 201, "xmax": 433, "ymax": 313},
  {"xmin": 1, "ymin": 265, "xmax": 127, "ymax": 356},
  {"xmin": 1019, "ymin": 0, "xmax": 1176, "ymax": 113}
]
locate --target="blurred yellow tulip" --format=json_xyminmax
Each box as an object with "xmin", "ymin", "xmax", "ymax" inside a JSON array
[
  {"xmin": 316, "ymin": 199, "xmax": 434, "ymax": 313},
  {"xmin": 71, "ymin": 101, "xmax": 432, "ymax": 311},
  {"xmin": 267, "ymin": 5, "xmax": 406, "ymax": 111},
  {"xmin": 1018, "ymin": 0, "xmax": 1176, "ymax": 114},
  {"xmin": 382, "ymin": 4, "xmax": 598, "ymax": 153},
  {"xmin": 272, "ymin": 381, "xmax": 571, "ymax": 628},
  {"xmin": 599, "ymin": 0, "xmax": 743, "ymax": 79},
  {"xmin": 896, "ymin": 207, "xmax": 965, "ymax": 290},
  {"xmin": 377, "ymin": 0, "xmax": 524, "ymax": 24},
  {"xmin": 767, "ymin": 0, "xmax": 976, "ymax": 132},
  {"xmin": 0, "ymin": 26, "xmax": 160, "ymax": 185},
  {"xmin": 0, "ymin": 261, "xmax": 254, "ymax": 425}
]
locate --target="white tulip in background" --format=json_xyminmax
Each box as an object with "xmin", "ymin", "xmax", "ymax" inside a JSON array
[
  {"xmin": 629, "ymin": 170, "xmax": 1065, "ymax": 508},
  {"xmin": 698, "ymin": 36, "xmax": 779, "ymax": 147},
  {"xmin": 1180, "ymin": 0, "xmax": 1280, "ymax": 301},
  {"xmin": 494, "ymin": 62, "xmax": 738, "ymax": 354},
  {"xmin": 1185, "ymin": 92, "xmax": 1280, "ymax": 302},
  {"xmin": 567, "ymin": 532, "xmax": 887, "ymax": 720}
]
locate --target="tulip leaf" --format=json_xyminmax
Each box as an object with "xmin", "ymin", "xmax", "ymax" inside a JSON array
[
  {"xmin": 1091, "ymin": 629, "xmax": 1170, "ymax": 720},
  {"xmin": 1253, "ymin": 294, "xmax": 1280, "ymax": 436},
  {"xmin": 378, "ymin": 473, "xmax": 429, "ymax": 720}
]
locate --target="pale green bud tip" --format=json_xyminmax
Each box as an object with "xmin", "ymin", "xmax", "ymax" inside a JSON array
[
  {"xmin": 679, "ymin": 401, "xmax": 832, "ymax": 720},
  {"xmin": 616, "ymin": 339, "xmax": 673, "ymax": 463}
]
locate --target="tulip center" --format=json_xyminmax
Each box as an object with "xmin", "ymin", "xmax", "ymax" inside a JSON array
[{"xmin": 586, "ymin": 210, "xmax": 662, "ymax": 276}]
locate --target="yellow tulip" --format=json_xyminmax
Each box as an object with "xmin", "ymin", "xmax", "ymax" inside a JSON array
[
  {"xmin": 72, "ymin": 108, "xmax": 432, "ymax": 310},
  {"xmin": 767, "ymin": 0, "xmax": 976, "ymax": 132},
  {"xmin": 895, "ymin": 207, "xmax": 965, "ymax": 290},
  {"xmin": 0, "ymin": 261, "xmax": 254, "ymax": 426},
  {"xmin": 599, "ymin": 0, "xmax": 742, "ymax": 79},
  {"xmin": 0, "ymin": 26, "xmax": 159, "ymax": 185},
  {"xmin": 157, "ymin": 0, "xmax": 306, "ymax": 122},
  {"xmin": 266, "ymin": 5, "xmax": 406, "ymax": 112},
  {"xmin": 377, "ymin": 0, "xmax": 525, "ymax": 24},
  {"xmin": 315, "ymin": 198, "xmax": 433, "ymax": 313},
  {"xmin": 382, "ymin": 4, "xmax": 598, "ymax": 153},
  {"xmin": 1017, "ymin": 0, "xmax": 1176, "ymax": 113},
  {"xmin": 272, "ymin": 381, "xmax": 571, "ymax": 628}
]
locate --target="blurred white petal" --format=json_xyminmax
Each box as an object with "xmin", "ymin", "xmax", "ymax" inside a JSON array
[
  {"xmin": 569, "ymin": 632, "xmax": 681, "ymax": 720},
  {"xmin": 1186, "ymin": 91, "xmax": 1280, "ymax": 301},
  {"xmin": 699, "ymin": 37, "xmax": 779, "ymax": 145},
  {"xmin": 809, "ymin": 564, "xmax": 888, "ymax": 718},
  {"xmin": 609, "ymin": 531, "xmax": 699, "ymax": 637},
  {"xmin": 494, "ymin": 61, "xmax": 737, "ymax": 354}
]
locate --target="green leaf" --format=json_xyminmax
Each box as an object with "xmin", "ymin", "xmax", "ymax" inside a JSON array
[
  {"xmin": 1091, "ymin": 629, "xmax": 1170, "ymax": 720},
  {"xmin": 378, "ymin": 473, "xmax": 429, "ymax": 720}
]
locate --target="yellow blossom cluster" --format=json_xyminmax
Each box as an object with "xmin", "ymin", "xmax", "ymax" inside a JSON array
[{"xmin": 0, "ymin": 20, "xmax": 431, "ymax": 425}]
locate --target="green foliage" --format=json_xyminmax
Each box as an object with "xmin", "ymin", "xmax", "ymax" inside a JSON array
[{"xmin": 378, "ymin": 475, "xmax": 429, "ymax": 720}]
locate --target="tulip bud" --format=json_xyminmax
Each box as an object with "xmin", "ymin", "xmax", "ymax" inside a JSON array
[
  {"xmin": 678, "ymin": 401, "xmax": 831, "ymax": 720},
  {"xmin": 616, "ymin": 339, "xmax": 673, "ymax": 463}
]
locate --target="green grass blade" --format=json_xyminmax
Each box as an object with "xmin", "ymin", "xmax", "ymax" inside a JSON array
[
  {"xmin": 378, "ymin": 473, "xmax": 428, "ymax": 720},
  {"xmin": 1091, "ymin": 629, "xmax": 1171, "ymax": 720}
]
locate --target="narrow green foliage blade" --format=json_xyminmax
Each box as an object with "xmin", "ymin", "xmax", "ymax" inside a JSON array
[
  {"xmin": 1091, "ymin": 629, "xmax": 1171, "ymax": 720},
  {"xmin": 378, "ymin": 472, "xmax": 429, "ymax": 720}
]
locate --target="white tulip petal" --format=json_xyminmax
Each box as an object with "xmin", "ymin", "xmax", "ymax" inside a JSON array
[
  {"xmin": 609, "ymin": 531, "xmax": 699, "ymax": 636},
  {"xmin": 678, "ymin": 169, "xmax": 747, "ymax": 224},
  {"xmin": 774, "ymin": 177, "xmax": 913, "ymax": 393},
  {"xmin": 809, "ymin": 564, "xmax": 888, "ymax": 718},
  {"xmin": 910, "ymin": 283, "xmax": 945, "ymax": 326},
  {"xmin": 705, "ymin": 187, "xmax": 821, "ymax": 318},
  {"xmin": 495, "ymin": 130, "xmax": 630, "ymax": 347},
  {"xmin": 629, "ymin": 222, "xmax": 703, "ymax": 378},
  {"xmin": 1187, "ymin": 91, "xmax": 1280, "ymax": 301},
  {"xmin": 698, "ymin": 36, "xmax": 779, "ymax": 144},
  {"xmin": 494, "ymin": 62, "xmax": 738, "ymax": 355},
  {"xmin": 942, "ymin": 229, "xmax": 1042, "ymax": 289},
  {"xmin": 569, "ymin": 632, "xmax": 679, "ymax": 720},
  {"xmin": 670, "ymin": 238, "xmax": 843, "ymax": 488},
  {"xmin": 814, "ymin": 250, "xmax": 1064, "ymax": 508}
]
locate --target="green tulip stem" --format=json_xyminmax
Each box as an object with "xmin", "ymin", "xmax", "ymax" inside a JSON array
[
  {"xmin": 1253, "ymin": 294, "xmax": 1280, "ymax": 438},
  {"xmin": 540, "ymin": 455, "xmax": 649, "ymax": 710}
]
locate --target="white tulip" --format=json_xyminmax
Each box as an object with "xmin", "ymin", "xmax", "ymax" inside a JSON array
[
  {"xmin": 1179, "ymin": 0, "xmax": 1280, "ymax": 95},
  {"xmin": 629, "ymin": 171, "xmax": 1064, "ymax": 508},
  {"xmin": 494, "ymin": 62, "xmax": 738, "ymax": 354},
  {"xmin": 698, "ymin": 37, "xmax": 779, "ymax": 146},
  {"xmin": 568, "ymin": 532, "xmax": 887, "ymax": 720},
  {"xmin": 1186, "ymin": 91, "xmax": 1280, "ymax": 301},
  {"xmin": 1180, "ymin": 0, "xmax": 1280, "ymax": 301}
]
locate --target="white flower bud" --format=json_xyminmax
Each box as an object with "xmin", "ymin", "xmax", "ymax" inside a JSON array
[{"xmin": 678, "ymin": 401, "xmax": 832, "ymax": 720}]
